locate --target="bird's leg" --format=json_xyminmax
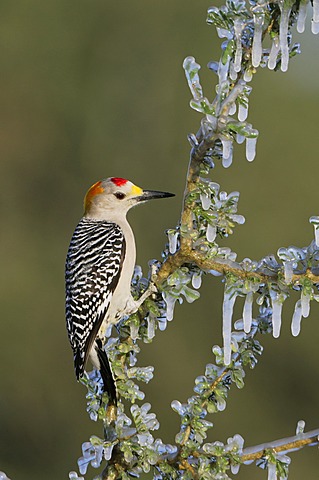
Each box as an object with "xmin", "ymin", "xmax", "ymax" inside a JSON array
[{"xmin": 126, "ymin": 264, "xmax": 158, "ymax": 315}]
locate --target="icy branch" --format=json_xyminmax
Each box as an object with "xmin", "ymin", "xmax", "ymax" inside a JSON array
[{"xmin": 242, "ymin": 428, "xmax": 319, "ymax": 462}]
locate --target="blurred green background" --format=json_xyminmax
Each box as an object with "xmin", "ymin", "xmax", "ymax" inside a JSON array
[{"xmin": 1, "ymin": 1, "xmax": 319, "ymax": 479}]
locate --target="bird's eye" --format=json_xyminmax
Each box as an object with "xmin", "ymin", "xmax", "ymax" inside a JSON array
[{"xmin": 114, "ymin": 192, "xmax": 126, "ymax": 200}]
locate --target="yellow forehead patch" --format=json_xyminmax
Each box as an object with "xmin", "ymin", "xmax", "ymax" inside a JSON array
[
  {"xmin": 131, "ymin": 184, "xmax": 143, "ymax": 196},
  {"xmin": 84, "ymin": 181, "xmax": 104, "ymax": 212}
]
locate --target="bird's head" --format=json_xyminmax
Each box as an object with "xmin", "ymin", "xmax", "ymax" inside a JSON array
[{"xmin": 84, "ymin": 177, "xmax": 174, "ymax": 220}]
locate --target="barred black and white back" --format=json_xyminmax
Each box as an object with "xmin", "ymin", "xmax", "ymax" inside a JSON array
[{"xmin": 65, "ymin": 218, "xmax": 125, "ymax": 385}]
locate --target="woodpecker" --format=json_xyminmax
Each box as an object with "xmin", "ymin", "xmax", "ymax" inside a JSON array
[{"xmin": 65, "ymin": 177, "xmax": 174, "ymax": 404}]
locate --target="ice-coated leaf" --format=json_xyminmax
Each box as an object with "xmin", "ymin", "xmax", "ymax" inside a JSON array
[{"xmin": 183, "ymin": 56, "xmax": 203, "ymax": 100}]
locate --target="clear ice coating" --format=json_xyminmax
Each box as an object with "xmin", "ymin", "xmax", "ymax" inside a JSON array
[
  {"xmin": 252, "ymin": 10, "xmax": 264, "ymax": 68},
  {"xmin": 291, "ymin": 299, "xmax": 302, "ymax": 336},
  {"xmin": 223, "ymin": 290, "xmax": 237, "ymax": 365},
  {"xmin": 297, "ymin": 1, "xmax": 308, "ymax": 33},
  {"xmin": 271, "ymin": 297, "xmax": 283, "ymax": 338},
  {"xmin": 245, "ymin": 136, "xmax": 257, "ymax": 161},
  {"xmin": 243, "ymin": 291, "xmax": 253, "ymax": 333},
  {"xmin": 234, "ymin": 18, "xmax": 244, "ymax": 72},
  {"xmin": 279, "ymin": 3, "xmax": 292, "ymax": 72},
  {"xmin": 268, "ymin": 35, "xmax": 280, "ymax": 70}
]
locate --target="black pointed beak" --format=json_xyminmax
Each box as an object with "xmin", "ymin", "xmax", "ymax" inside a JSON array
[{"xmin": 137, "ymin": 190, "xmax": 175, "ymax": 202}]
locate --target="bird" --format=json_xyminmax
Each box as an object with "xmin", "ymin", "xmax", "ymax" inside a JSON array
[{"xmin": 65, "ymin": 177, "xmax": 174, "ymax": 405}]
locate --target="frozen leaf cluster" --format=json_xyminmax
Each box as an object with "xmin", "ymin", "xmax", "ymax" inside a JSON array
[{"xmin": 187, "ymin": 180, "xmax": 245, "ymax": 247}]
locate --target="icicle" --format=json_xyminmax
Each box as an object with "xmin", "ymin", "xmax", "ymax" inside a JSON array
[
  {"xmin": 252, "ymin": 11, "xmax": 264, "ymax": 68},
  {"xmin": 192, "ymin": 272, "xmax": 202, "ymax": 289},
  {"xmin": 168, "ymin": 231, "xmax": 178, "ymax": 254},
  {"xmin": 301, "ymin": 291, "xmax": 310, "ymax": 318},
  {"xmin": 311, "ymin": 19, "xmax": 319, "ymax": 33},
  {"xmin": 267, "ymin": 462, "xmax": 277, "ymax": 480},
  {"xmin": 313, "ymin": 0, "xmax": 319, "ymax": 22},
  {"xmin": 221, "ymin": 137, "xmax": 233, "ymax": 168},
  {"xmin": 297, "ymin": 2, "xmax": 308, "ymax": 33},
  {"xmin": 268, "ymin": 35, "xmax": 280, "ymax": 70},
  {"xmin": 283, "ymin": 260, "xmax": 294, "ymax": 283},
  {"xmin": 236, "ymin": 133, "xmax": 245, "ymax": 144},
  {"xmin": 206, "ymin": 223, "xmax": 217, "ymax": 242},
  {"xmin": 223, "ymin": 290, "xmax": 237, "ymax": 365},
  {"xmin": 243, "ymin": 291, "xmax": 253, "ymax": 333},
  {"xmin": 245, "ymin": 136, "xmax": 257, "ymax": 161},
  {"xmin": 279, "ymin": 2, "xmax": 292, "ymax": 72},
  {"xmin": 271, "ymin": 296, "xmax": 283, "ymax": 338},
  {"xmin": 238, "ymin": 103, "xmax": 248, "ymax": 121},
  {"xmin": 291, "ymin": 299, "xmax": 302, "ymax": 336},
  {"xmin": 200, "ymin": 192, "xmax": 211, "ymax": 211},
  {"xmin": 234, "ymin": 19, "xmax": 244, "ymax": 72}
]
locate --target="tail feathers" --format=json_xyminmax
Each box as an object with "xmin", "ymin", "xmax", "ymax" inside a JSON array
[
  {"xmin": 96, "ymin": 339, "xmax": 117, "ymax": 405},
  {"xmin": 74, "ymin": 349, "xmax": 85, "ymax": 380}
]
